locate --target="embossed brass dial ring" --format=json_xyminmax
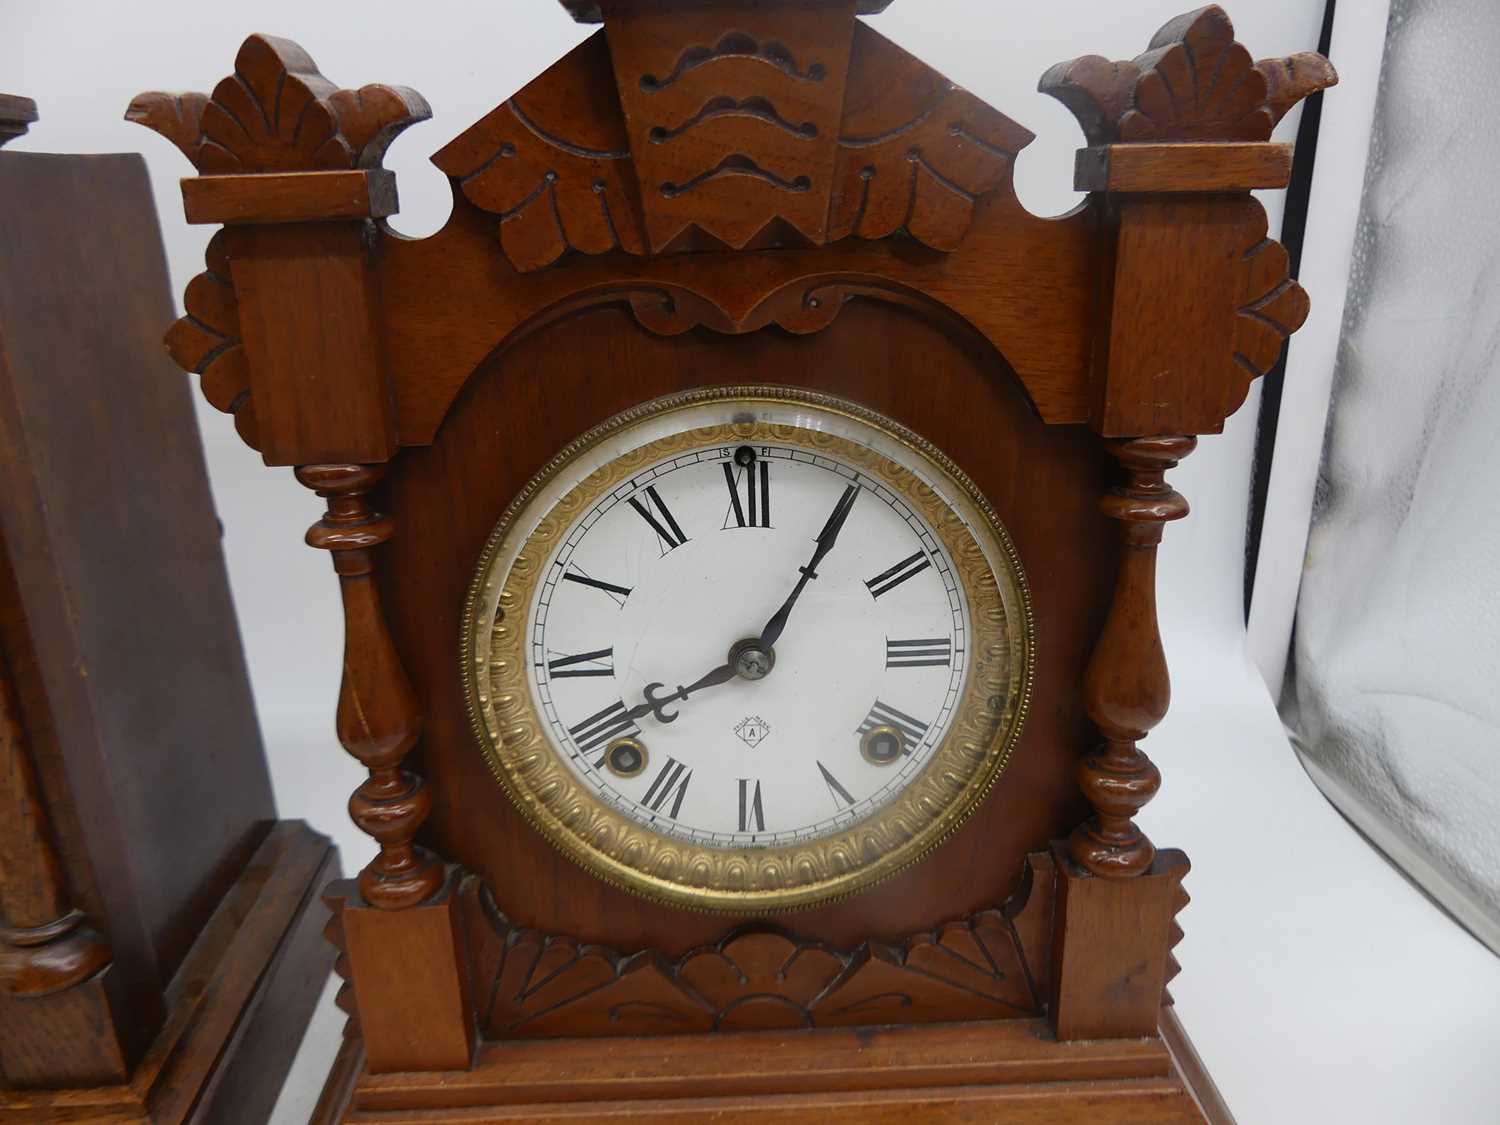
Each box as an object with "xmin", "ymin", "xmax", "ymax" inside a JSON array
[{"xmin": 462, "ymin": 387, "xmax": 1034, "ymax": 913}]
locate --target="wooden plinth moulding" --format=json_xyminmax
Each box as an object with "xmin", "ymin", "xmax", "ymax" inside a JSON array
[{"xmin": 131, "ymin": 4, "xmax": 1332, "ymax": 1122}]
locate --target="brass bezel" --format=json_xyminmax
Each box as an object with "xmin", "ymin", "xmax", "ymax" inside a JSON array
[{"xmin": 461, "ymin": 387, "xmax": 1034, "ymax": 914}]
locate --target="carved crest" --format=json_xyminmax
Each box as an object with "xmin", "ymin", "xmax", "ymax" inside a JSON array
[
  {"xmin": 125, "ymin": 34, "xmax": 429, "ymax": 174},
  {"xmin": 435, "ymin": 15, "xmax": 1031, "ymax": 270},
  {"xmin": 1040, "ymin": 5, "xmax": 1336, "ymax": 145}
]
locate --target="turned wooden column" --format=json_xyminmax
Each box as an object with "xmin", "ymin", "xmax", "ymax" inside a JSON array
[
  {"xmin": 0, "ymin": 649, "xmax": 115, "ymax": 1016},
  {"xmin": 298, "ymin": 465, "xmax": 474, "ymax": 1073},
  {"xmin": 0, "ymin": 684, "xmax": 110, "ymax": 997},
  {"xmin": 1070, "ymin": 435, "xmax": 1195, "ymax": 877},
  {"xmin": 297, "ymin": 464, "xmax": 443, "ymax": 910}
]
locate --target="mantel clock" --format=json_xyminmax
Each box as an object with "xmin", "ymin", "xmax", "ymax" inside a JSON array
[{"xmin": 128, "ymin": 3, "xmax": 1334, "ymax": 1120}]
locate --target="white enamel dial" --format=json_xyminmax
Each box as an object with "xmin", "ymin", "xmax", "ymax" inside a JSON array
[
  {"xmin": 465, "ymin": 390, "xmax": 1033, "ymax": 910},
  {"xmin": 532, "ymin": 435, "xmax": 967, "ymax": 847}
]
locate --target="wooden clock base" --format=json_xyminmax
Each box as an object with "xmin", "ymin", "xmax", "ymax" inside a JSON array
[
  {"xmin": 312, "ymin": 1007, "xmax": 1228, "ymax": 1123},
  {"xmin": 0, "ymin": 822, "xmax": 338, "ymax": 1125}
]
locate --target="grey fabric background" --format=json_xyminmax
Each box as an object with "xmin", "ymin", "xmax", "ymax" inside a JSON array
[{"xmin": 1285, "ymin": 0, "xmax": 1500, "ymax": 952}]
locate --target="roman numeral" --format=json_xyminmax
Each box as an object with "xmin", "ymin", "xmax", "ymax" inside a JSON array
[
  {"xmin": 885, "ymin": 637, "xmax": 953, "ymax": 668},
  {"xmin": 722, "ymin": 461, "xmax": 771, "ymax": 528},
  {"xmin": 562, "ymin": 566, "xmax": 632, "ymax": 606},
  {"xmin": 546, "ymin": 647, "xmax": 614, "ymax": 679},
  {"xmin": 737, "ymin": 778, "xmax": 765, "ymax": 832},
  {"xmin": 642, "ymin": 757, "xmax": 693, "ymax": 818},
  {"xmin": 568, "ymin": 701, "xmax": 640, "ymax": 765},
  {"xmin": 857, "ymin": 700, "xmax": 931, "ymax": 753},
  {"xmin": 865, "ymin": 550, "xmax": 932, "ymax": 599},
  {"xmin": 628, "ymin": 486, "xmax": 689, "ymax": 553},
  {"xmin": 816, "ymin": 761, "xmax": 855, "ymax": 808}
]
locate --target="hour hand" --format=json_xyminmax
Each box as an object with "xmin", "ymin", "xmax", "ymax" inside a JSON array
[{"xmin": 624, "ymin": 661, "xmax": 736, "ymax": 725}]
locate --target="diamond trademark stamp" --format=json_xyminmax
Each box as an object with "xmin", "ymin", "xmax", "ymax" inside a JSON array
[{"xmin": 734, "ymin": 715, "xmax": 771, "ymax": 748}]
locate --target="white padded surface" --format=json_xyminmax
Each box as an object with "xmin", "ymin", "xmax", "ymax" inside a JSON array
[{"xmin": 1284, "ymin": 0, "xmax": 1500, "ymax": 953}]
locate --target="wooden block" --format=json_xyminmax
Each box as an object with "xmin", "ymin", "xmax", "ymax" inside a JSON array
[
  {"xmin": 225, "ymin": 221, "xmax": 397, "ymax": 466},
  {"xmin": 183, "ymin": 170, "xmax": 398, "ymax": 225},
  {"xmin": 1094, "ymin": 192, "xmax": 1307, "ymax": 435},
  {"xmin": 0, "ymin": 968, "xmax": 133, "ymax": 1087},
  {"xmin": 342, "ymin": 876, "xmax": 475, "ymax": 1073},
  {"xmin": 1049, "ymin": 845, "xmax": 1190, "ymax": 1041},
  {"xmin": 1075, "ymin": 142, "xmax": 1293, "ymax": 193}
]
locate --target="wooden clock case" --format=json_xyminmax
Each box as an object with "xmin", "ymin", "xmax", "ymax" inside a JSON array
[
  {"xmin": 0, "ymin": 100, "xmax": 339, "ymax": 1121},
  {"xmin": 126, "ymin": 3, "xmax": 1334, "ymax": 1121}
]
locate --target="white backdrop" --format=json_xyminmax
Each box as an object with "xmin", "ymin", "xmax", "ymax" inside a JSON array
[{"xmin": 5, "ymin": 3, "xmax": 1498, "ymax": 1122}]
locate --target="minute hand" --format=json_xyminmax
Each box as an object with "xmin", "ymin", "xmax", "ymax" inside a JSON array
[{"xmin": 758, "ymin": 483, "xmax": 859, "ymax": 651}]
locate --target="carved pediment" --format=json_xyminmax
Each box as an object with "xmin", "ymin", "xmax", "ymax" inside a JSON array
[{"xmin": 433, "ymin": 8, "xmax": 1032, "ymax": 271}]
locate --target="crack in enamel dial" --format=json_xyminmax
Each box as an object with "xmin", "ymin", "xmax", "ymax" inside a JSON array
[{"xmin": 462, "ymin": 387, "xmax": 1033, "ymax": 913}]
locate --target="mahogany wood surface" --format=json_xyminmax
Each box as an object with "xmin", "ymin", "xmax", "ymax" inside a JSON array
[
  {"xmin": 381, "ymin": 295, "xmax": 1111, "ymax": 953},
  {"xmin": 0, "ymin": 150, "xmax": 276, "ymax": 1079}
]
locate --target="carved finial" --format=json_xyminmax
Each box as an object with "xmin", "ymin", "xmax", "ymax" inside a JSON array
[
  {"xmin": 126, "ymin": 34, "xmax": 429, "ymax": 173},
  {"xmin": 0, "ymin": 94, "xmax": 38, "ymax": 149},
  {"xmin": 1040, "ymin": 5, "xmax": 1337, "ymax": 145}
]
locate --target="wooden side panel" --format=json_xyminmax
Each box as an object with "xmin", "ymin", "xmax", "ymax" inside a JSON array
[
  {"xmin": 0, "ymin": 152, "xmax": 275, "ymax": 1031},
  {"xmin": 379, "ymin": 297, "xmax": 1113, "ymax": 954}
]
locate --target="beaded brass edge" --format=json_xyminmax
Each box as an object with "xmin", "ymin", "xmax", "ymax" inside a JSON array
[{"xmin": 460, "ymin": 387, "xmax": 1034, "ymax": 913}]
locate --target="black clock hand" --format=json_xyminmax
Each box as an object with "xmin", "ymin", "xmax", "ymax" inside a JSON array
[
  {"xmin": 757, "ymin": 482, "xmax": 859, "ymax": 652},
  {"xmin": 622, "ymin": 660, "xmax": 736, "ymax": 725}
]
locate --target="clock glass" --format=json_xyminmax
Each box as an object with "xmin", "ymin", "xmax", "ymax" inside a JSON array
[{"xmin": 463, "ymin": 387, "xmax": 1032, "ymax": 911}]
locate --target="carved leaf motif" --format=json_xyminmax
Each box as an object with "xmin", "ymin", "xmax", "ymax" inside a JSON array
[
  {"xmin": 1040, "ymin": 5, "xmax": 1337, "ymax": 145},
  {"xmin": 830, "ymin": 27, "xmax": 1034, "ymax": 249},
  {"xmin": 432, "ymin": 34, "xmax": 647, "ymax": 273},
  {"xmin": 126, "ymin": 34, "xmax": 429, "ymax": 174},
  {"xmin": 162, "ymin": 232, "xmax": 260, "ymax": 450},
  {"xmin": 462, "ymin": 854, "xmax": 1054, "ymax": 1040}
]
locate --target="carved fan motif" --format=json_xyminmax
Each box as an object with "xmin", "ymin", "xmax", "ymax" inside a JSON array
[
  {"xmin": 461, "ymin": 854, "xmax": 1054, "ymax": 1039},
  {"xmin": 1039, "ymin": 5, "xmax": 1337, "ymax": 145},
  {"xmin": 126, "ymin": 33, "xmax": 429, "ymax": 173},
  {"xmin": 163, "ymin": 233, "xmax": 259, "ymax": 450}
]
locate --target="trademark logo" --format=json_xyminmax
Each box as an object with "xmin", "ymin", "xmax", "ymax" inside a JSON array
[{"xmin": 734, "ymin": 715, "xmax": 772, "ymax": 748}]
